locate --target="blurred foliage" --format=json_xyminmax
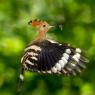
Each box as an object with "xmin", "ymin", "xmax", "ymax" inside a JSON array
[{"xmin": 0, "ymin": 0, "xmax": 95, "ymax": 95}]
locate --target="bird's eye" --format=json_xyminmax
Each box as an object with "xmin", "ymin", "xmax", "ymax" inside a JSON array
[{"xmin": 43, "ymin": 25, "xmax": 46, "ymax": 27}]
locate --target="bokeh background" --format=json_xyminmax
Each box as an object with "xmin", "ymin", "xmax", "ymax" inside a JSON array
[{"xmin": 0, "ymin": 0, "xmax": 95, "ymax": 95}]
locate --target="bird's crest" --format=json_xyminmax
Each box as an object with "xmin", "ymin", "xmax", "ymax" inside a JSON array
[{"xmin": 28, "ymin": 19, "xmax": 46, "ymax": 27}]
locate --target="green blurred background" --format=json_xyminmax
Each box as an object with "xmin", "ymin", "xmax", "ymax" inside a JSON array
[{"xmin": 0, "ymin": 0, "xmax": 95, "ymax": 95}]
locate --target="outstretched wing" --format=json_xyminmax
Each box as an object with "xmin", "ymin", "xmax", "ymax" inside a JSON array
[{"xmin": 21, "ymin": 40, "xmax": 89, "ymax": 75}]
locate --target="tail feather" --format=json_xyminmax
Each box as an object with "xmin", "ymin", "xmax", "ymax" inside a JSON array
[{"xmin": 18, "ymin": 66, "xmax": 24, "ymax": 91}]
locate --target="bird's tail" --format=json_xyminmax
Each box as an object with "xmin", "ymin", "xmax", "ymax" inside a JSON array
[{"xmin": 18, "ymin": 66, "xmax": 24, "ymax": 91}]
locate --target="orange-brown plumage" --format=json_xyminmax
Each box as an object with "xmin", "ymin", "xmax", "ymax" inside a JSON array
[
  {"xmin": 28, "ymin": 19, "xmax": 49, "ymax": 29},
  {"xmin": 28, "ymin": 19, "xmax": 54, "ymax": 42}
]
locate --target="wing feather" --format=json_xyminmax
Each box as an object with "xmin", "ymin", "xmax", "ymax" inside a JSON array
[{"xmin": 21, "ymin": 40, "xmax": 89, "ymax": 76}]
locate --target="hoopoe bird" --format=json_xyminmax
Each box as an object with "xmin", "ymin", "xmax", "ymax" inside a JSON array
[{"xmin": 19, "ymin": 19, "xmax": 89, "ymax": 83}]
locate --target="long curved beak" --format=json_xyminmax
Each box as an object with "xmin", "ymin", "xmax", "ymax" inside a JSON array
[{"xmin": 49, "ymin": 25, "xmax": 54, "ymax": 29}]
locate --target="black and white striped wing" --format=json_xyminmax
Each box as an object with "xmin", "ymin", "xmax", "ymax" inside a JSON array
[{"xmin": 21, "ymin": 40, "xmax": 88, "ymax": 76}]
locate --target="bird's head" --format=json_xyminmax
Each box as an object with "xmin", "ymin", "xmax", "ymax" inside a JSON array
[{"xmin": 28, "ymin": 19, "xmax": 54, "ymax": 32}]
